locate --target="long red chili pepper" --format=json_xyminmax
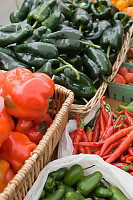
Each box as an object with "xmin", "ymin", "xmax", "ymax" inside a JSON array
[
  {"xmin": 82, "ymin": 132, "xmax": 92, "ymax": 154},
  {"xmin": 123, "ymin": 117, "xmax": 129, "ymax": 125},
  {"xmin": 105, "ymin": 132, "xmax": 133, "ymax": 163},
  {"xmin": 102, "ymin": 154, "xmax": 112, "ymax": 160},
  {"xmin": 86, "ymin": 127, "xmax": 93, "ymax": 142},
  {"xmin": 128, "ymin": 147, "xmax": 133, "ymax": 155},
  {"xmin": 105, "ymin": 112, "xmax": 113, "ymax": 129},
  {"xmin": 112, "ymin": 163, "xmax": 133, "ymax": 172},
  {"xmin": 94, "ymin": 148, "xmax": 101, "ymax": 155},
  {"xmin": 101, "ymin": 96, "xmax": 109, "ymax": 124},
  {"xmin": 120, "ymin": 153, "xmax": 131, "ymax": 162},
  {"xmin": 117, "ymin": 110, "xmax": 133, "ymax": 118},
  {"xmin": 76, "ymin": 114, "xmax": 85, "ymax": 154},
  {"xmin": 126, "ymin": 155, "xmax": 133, "ymax": 162},
  {"xmin": 102, "ymin": 137, "xmax": 125, "ymax": 156},
  {"xmin": 92, "ymin": 114, "xmax": 100, "ymax": 142},
  {"xmin": 129, "ymin": 172, "xmax": 133, "ymax": 176},
  {"xmin": 73, "ymin": 141, "xmax": 104, "ymax": 148},
  {"xmin": 123, "ymin": 108, "xmax": 133, "ymax": 126},
  {"xmin": 99, "ymin": 126, "xmax": 133, "ymax": 156},
  {"xmin": 70, "ymin": 130, "xmax": 77, "ymax": 142},
  {"xmin": 100, "ymin": 109, "xmax": 105, "ymax": 137}
]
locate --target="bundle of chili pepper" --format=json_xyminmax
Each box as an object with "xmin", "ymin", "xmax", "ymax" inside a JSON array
[{"xmin": 70, "ymin": 97, "xmax": 133, "ymax": 175}]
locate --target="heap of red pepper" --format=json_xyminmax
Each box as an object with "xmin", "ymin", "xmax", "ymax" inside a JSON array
[
  {"xmin": 0, "ymin": 68, "xmax": 54, "ymax": 192},
  {"xmin": 70, "ymin": 96, "xmax": 133, "ymax": 176}
]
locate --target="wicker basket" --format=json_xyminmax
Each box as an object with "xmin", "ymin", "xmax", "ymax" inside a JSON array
[
  {"xmin": 69, "ymin": 24, "xmax": 133, "ymax": 118},
  {"xmin": 0, "ymin": 84, "xmax": 74, "ymax": 200}
]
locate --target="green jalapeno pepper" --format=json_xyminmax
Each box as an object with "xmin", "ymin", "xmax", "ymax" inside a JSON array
[
  {"xmin": 44, "ymin": 176, "xmax": 56, "ymax": 193},
  {"xmin": 49, "ymin": 167, "xmax": 68, "ymax": 181},
  {"xmin": 44, "ymin": 188, "xmax": 65, "ymax": 200},
  {"xmin": 93, "ymin": 186, "xmax": 112, "ymax": 198},
  {"xmin": 77, "ymin": 171, "xmax": 102, "ymax": 196},
  {"xmin": 58, "ymin": 184, "xmax": 75, "ymax": 192},
  {"xmin": 108, "ymin": 186, "xmax": 128, "ymax": 200},
  {"xmin": 64, "ymin": 191, "xmax": 85, "ymax": 200},
  {"xmin": 63, "ymin": 164, "xmax": 84, "ymax": 186}
]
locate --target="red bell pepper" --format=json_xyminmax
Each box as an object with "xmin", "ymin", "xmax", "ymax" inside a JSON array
[
  {"xmin": 0, "ymin": 71, "xmax": 7, "ymax": 98},
  {"xmin": 0, "ymin": 132, "xmax": 37, "ymax": 173},
  {"xmin": 0, "ymin": 118, "xmax": 11, "ymax": 148},
  {"xmin": 0, "ymin": 159, "xmax": 15, "ymax": 193},
  {"xmin": 15, "ymin": 119, "xmax": 33, "ymax": 134},
  {"xmin": 33, "ymin": 113, "xmax": 52, "ymax": 130},
  {"xmin": 4, "ymin": 68, "xmax": 55, "ymax": 120},
  {"xmin": 26, "ymin": 125, "xmax": 43, "ymax": 144}
]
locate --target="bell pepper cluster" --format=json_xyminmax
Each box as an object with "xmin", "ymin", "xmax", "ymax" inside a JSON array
[
  {"xmin": 39, "ymin": 164, "xmax": 129, "ymax": 199},
  {"xmin": 0, "ymin": 0, "xmax": 132, "ymax": 104},
  {"xmin": 70, "ymin": 97, "xmax": 133, "ymax": 176},
  {"xmin": 0, "ymin": 68, "xmax": 54, "ymax": 192}
]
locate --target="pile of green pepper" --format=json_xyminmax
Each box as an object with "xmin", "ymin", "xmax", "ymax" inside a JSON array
[
  {"xmin": 0, "ymin": 0, "xmax": 132, "ymax": 103},
  {"xmin": 39, "ymin": 164, "xmax": 129, "ymax": 200}
]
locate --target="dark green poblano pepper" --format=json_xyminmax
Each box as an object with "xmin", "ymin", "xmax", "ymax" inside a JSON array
[{"xmin": 73, "ymin": 0, "xmax": 92, "ymax": 10}]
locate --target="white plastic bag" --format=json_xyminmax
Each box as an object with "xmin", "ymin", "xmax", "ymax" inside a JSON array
[
  {"xmin": 24, "ymin": 154, "xmax": 133, "ymax": 200},
  {"xmin": 58, "ymin": 102, "xmax": 100, "ymax": 158}
]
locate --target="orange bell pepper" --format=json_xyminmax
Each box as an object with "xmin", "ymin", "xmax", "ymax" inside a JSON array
[
  {"xmin": 122, "ymin": 7, "xmax": 133, "ymax": 20},
  {"xmin": 0, "ymin": 159, "xmax": 15, "ymax": 193},
  {"xmin": 0, "ymin": 132, "xmax": 37, "ymax": 173},
  {"xmin": 0, "ymin": 71, "xmax": 7, "ymax": 98},
  {"xmin": 15, "ymin": 119, "xmax": 33, "ymax": 134},
  {"xmin": 0, "ymin": 96, "xmax": 15, "ymax": 131},
  {"xmin": 115, "ymin": 0, "xmax": 130, "ymax": 11},
  {"xmin": 130, "ymin": 0, "xmax": 133, "ymax": 6},
  {"xmin": 4, "ymin": 68, "xmax": 55, "ymax": 120},
  {"xmin": 0, "ymin": 118, "xmax": 11, "ymax": 148}
]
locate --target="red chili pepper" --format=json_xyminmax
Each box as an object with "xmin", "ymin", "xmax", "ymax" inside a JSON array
[
  {"xmin": 128, "ymin": 147, "xmax": 133, "ymax": 155},
  {"xmin": 100, "ymin": 109, "xmax": 105, "ymax": 137},
  {"xmin": 94, "ymin": 148, "xmax": 101, "ymax": 155},
  {"xmin": 101, "ymin": 96, "xmax": 109, "ymax": 124},
  {"xmin": 102, "ymin": 154, "xmax": 112, "ymax": 160},
  {"xmin": 79, "ymin": 146, "xmax": 86, "ymax": 154},
  {"xmin": 125, "ymin": 110, "xmax": 133, "ymax": 118},
  {"xmin": 121, "ymin": 123, "xmax": 128, "ymax": 129},
  {"xmin": 82, "ymin": 132, "xmax": 92, "ymax": 154},
  {"xmin": 70, "ymin": 130, "xmax": 77, "ymax": 142},
  {"xmin": 102, "ymin": 137, "xmax": 125, "ymax": 156},
  {"xmin": 123, "ymin": 108, "xmax": 133, "ymax": 126},
  {"xmin": 129, "ymin": 172, "xmax": 133, "ymax": 176},
  {"xmin": 112, "ymin": 163, "xmax": 133, "ymax": 172},
  {"xmin": 92, "ymin": 114, "xmax": 100, "ymax": 142},
  {"xmin": 75, "ymin": 114, "xmax": 81, "ymax": 127},
  {"xmin": 86, "ymin": 127, "xmax": 93, "ymax": 142},
  {"xmin": 116, "ymin": 110, "xmax": 124, "ymax": 115},
  {"xmin": 73, "ymin": 141, "xmax": 104, "ymax": 148},
  {"xmin": 105, "ymin": 112, "xmax": 113, "ymax": 129},
  {"xmin": 105, "ymin": 132, "xmax": 133, "ymax": 164},
  {"xmin": 99, "ymin": 126, "xmax": 133, "ymax": 156},
  {"xmin": 126, "ymin": 155, "xmax": 133, "ymax": 162},
  {"xmin": 120, "ymin": 153, "xmax": 131, "ymax": 162},
  {"xmin": 114, "ymin": 115, "xmax": 122, "ymax": 126},
  {"xmin": 72, "ymin": 115, "xmax": 85, "ymax": 155}
]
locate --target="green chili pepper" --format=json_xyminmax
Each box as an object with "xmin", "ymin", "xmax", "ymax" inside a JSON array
[
  {"xmin": 83, "ymin": 46, "xmax": 111, "ymax": 82},
  {"xmin": 0, "ymin": 22, "xmax": 33, "ymax": 47},
  {"xmin": 112, "ymin": 12, "xmax": 133, "ymax": 32},
  {"xmin": 100, "ymin": 23, "xmax": 124, "ymax": 58},
  {"xmin": 13, "ymin": 42, "xmax": 58, "ymax": 68},
  {"xmin": 122, "ymin": 161, "xmax": 132, "ymax": 172},
  {"xmin": 39, "ymin": 189, "xmax": 45, "ymax": 199},
  {"xmin": 93, "ymin": 186, "xmax": 112, "ymax": 198},
  {"xmin": 54, "ymin": 68, "xmax": 97, "ymax": 98},
  {"xmin": 44, "ymin": 176, "xmax": 56, "ymax": 193},
  {"xmin": 63, "ymin": 164, "xmax": 84, "ymax": 186},
  {"xmin": 73, "ymin": 0, "xmax": 92, "ymax": 10},
  {"xmin": 0, "ymin": 52, "xmax": 29, "ymax": 71},
  {"xmin": 58, "ymin": 184, "xmax": 75, "ymax": 192},
  {"xmin": 65, "ymin": 191, "xmax": 85, "ymax": 200},
  {"xmin": 73, "ymin": 8, "xmax": 91, "ymax": 31},
  {"xmin": 85, "ymin": 20, "xmax": 111, "ymax": 42},
  {"xmin": 49, "ymin": 167, "xmax": 68, "ymax": 181},
  {"xmin": 77, "ymin": 171, "xmax": 102, "ymax": 196},
  {"xmin": 108, "ymin": 186, "xmax": 128, "ymax": 200},
  {"xmin": 91, "ymin": 0, "xmax": 112, "ymax": 19},
  {"xmin": 44, "ymin": 188, "xmax": 65, "ymax": 200}
]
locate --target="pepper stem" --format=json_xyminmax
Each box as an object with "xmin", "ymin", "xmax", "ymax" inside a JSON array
[
  {"xmin": 121, "ymin": 15, "xmax": 127, "ymax": 24},
  {"xmin": 15, "ymin": 0, "xmax": 20, "ymax": 10},
  {"xmin": 107, "ymin": 45, "xmax": 111, "ymax": 58},
  {"xmin": 79, "ymin": 24, "xmax": 83, "ymax": 32},
  {"xmin": 113, "ymin": 121, "xmax": 123, "ymax": 129},
  {"xmin": 104, "ymin": 103, "xmax": 112, "ymax": 113},
  {"xmin": 32, "ymin": 21, "xmax": 38, "ymax": 29},
  {"xmin": 82, "ymin": 40, "xmax": 101, "ymax": 49},
  {"xmin": 97, "ymin": 0, "xmax": 105, "ymax": 12},
  {"xmin": 32, "ymin": 67, "xmax": 36, "ymax": 73},
  {"xmin": 81, "ymin": 97, "xmax": 88, "ymax": 104},
  {"xmin": 79, "ymin": 114, "xmax": 86, "ymax": 128},
  {"xmin": 101, "ymin": 74, "xmax": 113, "ymax": 84},
  {"xmin": 57, "ymin": 57, "xmax": 80, "ymax": 80}
]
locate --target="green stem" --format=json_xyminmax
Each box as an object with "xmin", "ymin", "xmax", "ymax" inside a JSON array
[
  {"xmin": 121, "ymin": 15, "xmax": 127, "ymax": 24},
  {"xmin": 97, "ymin": 0, "xmax": 105, "ymax": 12},
  {"xmin": 32, "ymin": 21, "xmax": 38, "ymax": 29},
  {"xmin": 101, "ymin": 74, "xmax": 113, "ymax": 84},
  {"xmin": 32, "ymin": 67, "xmax": 35, "ymax": 73},
  {"xmin": 107, "ymin": 45, "xmax": 111, "ymax": 59},
  {"xmin": 15, "ymin": 0, "xmax": 20, "ymax": 10},
  {"xmin": 113, "ymin": 121, "xmax": 123, "ymax": 129},
  {"xmin": 82, "ymin": 40, "xmax": 101, "ymax": 49},
  {"xmin": 104, "ymin": 103, "xmax": 112, "ymax": 113},
  {"xmin": 79, "ymin": 24, "xmax": 83, "ymax": 32},
  {"xmin": 57, "ymin": 57, "xmax": 80, "ymax": 80},
  {"xmin": 81, "ymin": 97, "xmax": 88, "ymax": 104}
]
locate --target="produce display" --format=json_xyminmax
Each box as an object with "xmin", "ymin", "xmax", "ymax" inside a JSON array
[
  {"xmin": 0, "ymin": 68, "xmax": 54, "ymax": 192},
  {"xmin": 0, "ymin": 0, "xmax": 132, "ymax": 104},
  {"xmin": 39, "ymin": 164, "xmax": 129, "ymax": 199},
  {"xmin": 69, "ymin": 97, "xmax": 133, "ymax": 176}
]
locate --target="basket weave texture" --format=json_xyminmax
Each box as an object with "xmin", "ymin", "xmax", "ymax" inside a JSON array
[
  {"xmin": 0, "ymin": 84, "xmax": 74, "ymax": 200},
  {"xmin": 69, "ymin": 24, "xmax": 133, "ymax": 118}
]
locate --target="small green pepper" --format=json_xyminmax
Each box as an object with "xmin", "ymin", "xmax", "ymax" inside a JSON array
[
  {"xmin": 77, "ymin": 171, "xmax": 102, "ymax": 197},
  {"xmin": 44, "ymin": 176, "xmax": 56, "ymax": 193},
  {"xmin": 49, "ymin": 167, "xmax": 68, "ymax": 181},
  {"xmin": 108, "ymin": 186, "xmax": 128, "ymax": 200},
  {"xmin": 58, "ymin": 184, "xmax": 75, "ymax": 192},
  {"xmin": 63, "ymin": 164, "xmax": 84, "ymax": 186},
  {"xmin": 44, "ymin": 188, "xmax": 65, "ymax": 200},
  {"xmin": 64, "ymin": 191, "xmax": 85, "ymax": 200},
  {"xmin": 93, "ymin": 186, "xmax": 112, "ymax": 198},
  {"xmin": 10, "ymin": 10, "xmax": 20, "ymax": 23}
]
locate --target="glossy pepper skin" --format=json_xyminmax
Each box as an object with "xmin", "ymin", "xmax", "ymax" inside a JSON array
[
  {"xmin": 83, "ymin": 46, "xmax": 111, "ymax": 80},
  {"xmin": 100, "ymin": 23, "xmax": 124, "ymax": 58},
  {"xmin": 112, "ymin": 12, "xmax": 133, "ymax": 32},
  {"xmin": 49, "ymin": 167, "xmax": 68, "ymax": 181},
  {"xmin": 15, "ymin": 119, "xmax": 33, "ymax": 134},
  {"xmin": 93, "ymin": 186, "xmax": 112, "ymax": 197},
  {"xmin": 0, "ymin": 132, "xmax": 37, "ymax": 173},
  {"xmin": 91, "ymin": 0, "xmax": 112, "ymax": 19},
  {"xmin": 0, "ymin": 159, "xmax": 15, "ymax": 193},
  {"xmin": 10, "ymin": 10, "xmax": 20, "ymax": 23},
  {"xmin": 60, "ymin": 0, "xmax": 73, "ymax": 20},
  {"xmin": 13, "ymin": 42, "xmax": 59, "ymax": 68},
  {"xmin": 44, "ymin": 188, "xmax": 65, "ymax": 200},
  {"xmin": 54, "ymin": 68, "xmax": 97, "ymax": 98},
  {"xmin": 73, "ymin": 0, "xmax": 92, "ymax": 10},
  {"xmin": 26, "ymin": 125, "xmax": 43, "ymax": 144},
  {"xmin": 4, "ymin": 68, "xmax": 55, "ymax": 120},
  {"xmin": 108, "ymin": 186, "xmax": 128, "ymax": 200},
  {"xmin": 0, "ymin": 71, "xmax": 7, "ymax": 98},
  {"xmin": 0, "ymin": 22, "xmax": 33, "ymax": 47},
  {"xmin": 64, "ymin": 191, "xmax": 85, "ymax": 200},
  {"xmin": 0, "ymin": 118, "xmax": 11, "ymax": 148}
]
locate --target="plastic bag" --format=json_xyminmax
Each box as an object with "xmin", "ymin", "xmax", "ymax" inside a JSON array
[{"xmin": 24, "ymin": 154, "xmax": 133, "ymax": 200}]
